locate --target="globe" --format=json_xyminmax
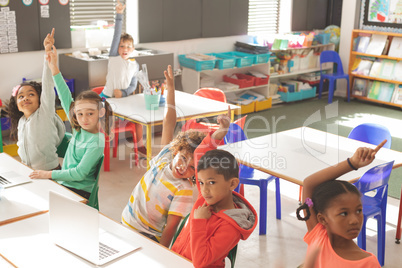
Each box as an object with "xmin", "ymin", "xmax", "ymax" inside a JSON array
[{"xmin": 324, "ymin": 25, "xmax": 340, "ymax": 46}]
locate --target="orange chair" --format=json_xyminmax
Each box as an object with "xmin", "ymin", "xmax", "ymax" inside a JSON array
[{"xmin": 92, "ymin": 86, "xmax": 139, "ymax": 171}]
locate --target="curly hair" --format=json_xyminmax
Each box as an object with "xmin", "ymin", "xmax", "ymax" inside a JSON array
[
  {"xmin": 169, "ymin": 130, "xmax": 206, "ymax": 156},
  {"xmin": 3, "ymin": 81, "xmax": 42, "ymax": 140},
  {"xmin": 69, "ymin": 90, "xmax": 114, "ymax": 136}
]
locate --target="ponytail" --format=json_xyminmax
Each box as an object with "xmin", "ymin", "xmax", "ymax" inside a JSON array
[
  {"xmin": 100, "ymin": 97, "xmax": 114, "ymax": 137},
  {"xmin": 296, "ymin": 197, "xmax": 313, "ymax": 221}
]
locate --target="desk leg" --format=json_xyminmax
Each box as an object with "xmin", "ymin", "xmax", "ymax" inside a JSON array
[
  {"xmin": 231, "ymin": 110, "xmax": 234, "ymax": 122},
  {"xmin": 146, "ymin": 125, "xmax": 152, "ymax": 170},
  {"xmin": 396, "ymin": 186, "xmax": 402, "ymax": 244}
]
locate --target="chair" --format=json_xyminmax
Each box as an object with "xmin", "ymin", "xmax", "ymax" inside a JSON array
[
  {"xmin": 181, "ymin": 87, "xmax": 227, "ymax": 133},
  {"xmin": 348, "ymin": 123, "xmax": 392, "ymax": 149},
  {"xmin": 87, "ymin": 155, "xmax": 104, "ymax": 210},
  {"xmin": 318, "ymin": 50, "xmax": 350, "ymax": 104},
  {"xmin": 92, "ymin": 87, "xmax": 139, "ymax": 171},
  {"xmin": 224, "ymin": 123, "xmax": 281, "ymax": 235},
  {"xmin": 56, "ymin": 132, "xmax": 73, "ymax": 158},
  {"xmin": 353, "ymin": 160, "xmax": 394, "ymax": 267},
  {"xmin": 171, "ymin": 213, "xmax": 238, "ymax": 268}
]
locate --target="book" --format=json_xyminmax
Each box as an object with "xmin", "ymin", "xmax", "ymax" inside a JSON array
[
  {"xmin": 352, "ymin": 78, "xmax": 368, "ymax": 97},
  {"xmin": 356, "ymin": 36, "xmax": 370, "ymax": 53},
  {"xmin": 365, "ymin": 34, "xmax": 387, "ymax": 55},
  {"xmin": 388, "ymin": 37, "xmax": 402, "ymax": 58},
  {"xmin": 368, "ymin": 81, "xmax": 395, "ymax": 102},
  {"xmin": 379, "ymin": 59, "xmax": 396, "ymax": 79},
  {"xmin": 393, "ymin": 61, "xmax": 402, "ymax": 82},
  {"xmin": 353, "ymin": 59, "xmax": 374, "ymax": 76},
  {"xmin": 391, "ymin": 85, "xmax": 402, "ymax": 104},
  {"xmin": 369, "ymin": 60, "xmax": 382, "ymax": 77}
]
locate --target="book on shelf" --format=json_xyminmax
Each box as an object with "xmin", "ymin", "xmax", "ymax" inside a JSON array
[
  {"xmin": 356, "ymin": 36, "xmax": 371, "ymax": 53},
  {"xmin": 352, "ymin": 78, "xmax": 369, "ymax": 97},
  {"xmin": 382, "ymin": 39, "xmax": 390, "ymax": 55},
  {"xmin": 388, "ymin": 37, "xmax": 402, "ymax": 58},
  {"xmin": 365, "ymin": 34, "xmax": 387, "ymax": 55},
  {"xmin": 369, "ymin": 60, "xmax": 382, "ymax": 77},
  {"xmin": 367, "ymin": 81, "xmax": 395, "ymax": 102},
  {"xmin": 391, "ymin": 85, "xmax": 402, "ymax": 104},
  {"xmin": 393, "ymin": 61, "xmax": 402, "ymax": 82},
  {"xmin": 352, "ymin": 58, "xmax": 374, "ymax": 76},
  {"xmin": 379, "ymin": 59, "xmax": 396, "ymax": 80}
]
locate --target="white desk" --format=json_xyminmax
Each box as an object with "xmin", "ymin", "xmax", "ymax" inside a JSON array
[
  {"xmin": 219, "ymin": 127, "xmax": 402, "ymax": 185},
  {"xmin": 0, "ymin": 153, "xmax": 84, "ymax": 225},
  {"xmin": 107, "ymin": 91, "xmax": 239, "ymax": 169},
  {"xmin": 0, "ymin": 213, "xmax": 192, "ymax": 268}
]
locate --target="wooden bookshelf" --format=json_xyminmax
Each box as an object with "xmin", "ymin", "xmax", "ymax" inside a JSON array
[{"xmin": 348, "ymin": 29, "xmax": 402, "ymax": 107}]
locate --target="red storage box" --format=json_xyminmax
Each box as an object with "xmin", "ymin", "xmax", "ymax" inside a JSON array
[
  {"xmin": 253, "ymin": 75, "xmax": 269, "ymax": 86},
  {"xmin": 223, "ymin": 74, "xmax": 255, "ymax": 88}
]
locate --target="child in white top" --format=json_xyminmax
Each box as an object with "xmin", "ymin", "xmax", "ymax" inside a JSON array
[{"xmin": 4, "ymin": 29, "xmax": 65, "ymax": 170}]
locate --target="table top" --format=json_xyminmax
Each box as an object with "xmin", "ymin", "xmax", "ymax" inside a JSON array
[
  {"xmin": 219, "ymin": 127, "xmax": 402, "ymax": 185},
  {"xmin": 0, "ymin": 153, "xmax": 84, "ymax": 225},
  {"xmin": 0, "ymin": 213, "xmax": 192, "ymax": 267},
  {"xmin": 106, "ymin": 91, "xmax": 239, "ymax": 125}
]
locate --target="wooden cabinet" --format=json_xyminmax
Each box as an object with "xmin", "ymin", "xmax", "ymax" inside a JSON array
[{"xmin": 348, "ymin": 29, "xmax": 402, "ymax": 108}]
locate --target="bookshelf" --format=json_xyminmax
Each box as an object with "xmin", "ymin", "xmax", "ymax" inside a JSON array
[{"xmin": 348, "ymin": 29, "xmax": 402, "ymax": 108}]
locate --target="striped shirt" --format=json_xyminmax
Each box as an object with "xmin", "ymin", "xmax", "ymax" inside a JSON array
[{"xmin": 121, "ymin": 144, "xmax": 194, "ymax": 238}]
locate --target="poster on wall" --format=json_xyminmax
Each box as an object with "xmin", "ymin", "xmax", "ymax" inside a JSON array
[{"xmin": 364, "ymin": 0, "xmax": 402, "ymax": 27}]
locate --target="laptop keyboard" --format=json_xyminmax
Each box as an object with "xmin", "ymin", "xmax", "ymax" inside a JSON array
[
  {"xmin": 0, "ymin": 176, "xmax": 11, "ymax": 185},
  {"xmin": 99, "ymin": 242, "xmax": 119, "ymax": 260}
]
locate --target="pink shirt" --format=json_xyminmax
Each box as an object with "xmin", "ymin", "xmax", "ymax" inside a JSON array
[{"xmin": 304, "ymin": 223, "xmax": 380, "ymax": 268}]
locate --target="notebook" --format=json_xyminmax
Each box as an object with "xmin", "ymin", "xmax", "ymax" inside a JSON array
[
  {"xmin": 49, "ymin": 191, "xmax": 139, "ymax": 265},
  {"xmin": 0, "ymin": 170, "xmax": 32, "ymax": 188}
]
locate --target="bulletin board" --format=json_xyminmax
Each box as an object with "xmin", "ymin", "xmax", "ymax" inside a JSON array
[
  {"xmin": 363, "ymin": 0, "xmax": 402, "ymax": 28},
  {"xmin": 0, "ymin": 0, "xmax": 71, "ymax": 54}
]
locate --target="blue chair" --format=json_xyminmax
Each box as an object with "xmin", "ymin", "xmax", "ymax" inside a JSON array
[
  {"xmin": 319, "ymin": 50, "xmax": 350, "ymax": 104},
  {"xmin": 354, "ymin": 160, "xmax": 394, "ymax": 267},
  {"xmin": 224, "ymin": 123, "xmax": 281, "ymax": 235},
  {"xmin": 348, "ymin": 123, "xmax": 392, "ymax": 149}
]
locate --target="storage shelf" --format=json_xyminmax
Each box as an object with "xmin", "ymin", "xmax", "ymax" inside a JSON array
[
  {"xmin": 351, "ymin": 74, "xmax": 402, "ymax": 85},
  {"xmin": 270, "ymin": 43, "xmax": 335, "ymax": 52},
  {"xmin": 352, "ymin": 95, "xmax": 402, "ymax": 108},
  {"xmin": 270, "ymin": 67, "xmax": 331, "ymax": 79},
  {"xmin": 351, "ymin": 51, "xmax": 402, "ymax": 61},
  {"xmin": 221, "ymin": 84, "xmax": 269, "ymax": 94}
]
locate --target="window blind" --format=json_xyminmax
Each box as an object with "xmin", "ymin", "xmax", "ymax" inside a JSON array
[
  {"xmin": 248, "ymin": 0, "xmax": 280, "ymax": 35},
  {"xmin": 69, "ymin": 0, "xmax": 124, "ymax": 28}
]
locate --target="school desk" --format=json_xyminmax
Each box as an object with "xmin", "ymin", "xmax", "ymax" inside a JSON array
[
  {"xmin": 0, "ymin": 153, "xmax": 84, "ymax": 226},
  {"xmin": 0, "ymin": 213, "xmax": 193, "ymax": 268},
  {"xmin": 219, "ymin": 127, "xmax": 402, "ymax": 185},
  {"xmin": 107, "ymin": 91, "xmax": 239, "ymax": 169}
]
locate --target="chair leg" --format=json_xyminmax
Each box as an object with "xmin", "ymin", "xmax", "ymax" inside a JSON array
[
  {"xmin": 396, "ymin": 186, "xmax": 402, "ymax": 243},
  {"xmin": 328, "ymin": 79, "xmax": 334, "ymax": 104},
  {"xmin": 131, "ymin": 129, "xmax": 139, "ymax": 167},
  {"xmin": 259, "ymin": 180, "xmax": 268, "ymax": 235},
  {"xmin": 113, "ymin": 131, "xmax": 119, "ymax": 158},
  {"xmin": 275, "ymin": 177, "xmax": 281, "ymax": 220},
  {"xmin": 377, "ymin": 214, "xmax": 385, "ymax": 266},
  {"xmin": 299, "ymin": 186, "xmax": 303, "ymax": 204},
  {"xmin": 318, "ymin": 78, "xmax": 324, "ymax": 99},
  {"xmin": 346, "ymin": 77, "xmax": 350, "ymax": 102},
  {"xmin": 104, "ymin": 137, "xmax": 110, "ymax": 172}
]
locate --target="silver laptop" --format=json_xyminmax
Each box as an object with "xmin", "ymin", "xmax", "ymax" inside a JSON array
[
  {"xmin": 0, "ymin": 170, "xmax": 32, "ymax": 188},
  {"xmin": 49, "ymin": 191, "xmax": 139, "ymax": 265}
]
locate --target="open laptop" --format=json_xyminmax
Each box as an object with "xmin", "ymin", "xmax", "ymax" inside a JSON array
[
  {"xmin": 0, "ymin": 170, "xmax": 32, "ymax": 188},
  {"xmin": 49, "ymin": 191, "xmax": 139, "ymax": 265}
]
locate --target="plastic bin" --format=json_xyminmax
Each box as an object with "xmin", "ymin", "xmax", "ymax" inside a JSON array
[
  {"xmin": 223, "ymin": 74, "xmax": 255, "ymax": 88},
  {"xmin": 216, "ymin": 52, "xmax": 255, "ymax": 67},
  {"xmin": 254, "ymin": 53, "xmax": 271, "ymax": 64},
  {"xmin": 1, "ymin": 117, "xmax": 10, "ymax": 131},
  {"xmin": 278, "ymin": 87, "xmax": 316, "ymax": 102},
  {"xmin": 178, "ymin": 54, "xmax": 216, "ymax": 71},
  {"xmin": 233, "ymin": 102, "xmax": 255, "ymax": 115},
  {"xmin": 207, "ymin": 53, "xmax": 236, "ymax": 69},
  {"xmin": 255, "ymin": 97, "xmax": 272, "ymax": 112},
  {"xmin": 253, "ymin": 75, "xmax": 269, "ymax": 86}
]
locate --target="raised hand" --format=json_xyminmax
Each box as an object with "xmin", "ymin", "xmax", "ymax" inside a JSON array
[
  {"xmin": 349, "ymin": 139, "xmax": 386, "ymax": 169},
  {"xmin": 46, "ymin": 45, "xmax": 60, "ymax": 76},
  {"xmin": 44, "ymin": 28, "xmax": 55, "ymax": 52},
  {"xmin": 116, "ymin": 0, "xmax": 126, "ymax": 14},
  {"xmin": 163, "ymin": 65, "xmax": 174, "ymax": 92},
  {"xmin": 212, "ymin": 106, "xmax": 231, "ymax": 141}
]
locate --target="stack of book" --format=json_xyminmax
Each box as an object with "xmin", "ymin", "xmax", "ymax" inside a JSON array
[{"xmin": 234, "ymin": 41, "xmax": 270, "ymax": 54}]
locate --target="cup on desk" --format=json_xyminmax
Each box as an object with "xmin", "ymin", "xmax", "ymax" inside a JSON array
[{"xmin": 144, "ymin": 94, "xmax": 161, "ymax": 110}]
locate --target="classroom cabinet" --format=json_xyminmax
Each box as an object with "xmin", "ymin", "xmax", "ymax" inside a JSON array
[{"xmin": 348, "ymin": 29, "xmax": 402, "ymax": 108}]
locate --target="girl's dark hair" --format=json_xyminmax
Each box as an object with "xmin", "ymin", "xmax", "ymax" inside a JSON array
[
  {"xmin": 169, "ymin": 130, "xmax": 206, "ymax": 156},
  {"xmin": 197, "ymin": 149, "xmax": 239, "ymax": 181},
  {"xmin": 4, "ymin": 81, "xmax": 42, "ymax": 140},
  {"xmin": 69, "ymin": 90, "xmax": 114, "ymax": 136},
  {"xmin": 296, "ymin": 180, "xmax": 361, "ymax": 221}
]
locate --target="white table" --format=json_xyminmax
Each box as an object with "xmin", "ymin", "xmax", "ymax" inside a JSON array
[
  {"xmin": 0, "ymin": 213, "xmax": 193, "ymax": 268},
  {"xmin": 107, "ymin": 91, "xmax": 239, "ymax": 169},
  {"xmin": 0, "ymin": 153, "xmax": 84, "ymax": 226},
  {"xmin": 219, "ymin": 127, "xmax": 402, "ymax": 185}
]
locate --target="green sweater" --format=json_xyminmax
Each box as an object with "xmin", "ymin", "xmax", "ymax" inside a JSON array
[{"xmin": 52, "ymin": 73, "xmax": 105, "ymax": 193}]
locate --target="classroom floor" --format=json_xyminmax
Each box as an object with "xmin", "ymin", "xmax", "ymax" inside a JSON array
[{"xmin": 98, "ymin": 129, "xmax": 402, "ymax": 268}]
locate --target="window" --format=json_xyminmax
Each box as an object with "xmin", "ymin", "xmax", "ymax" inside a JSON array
[
  {"xmin": 69, "ymin": 0, "xmax": 124, "ymax": 29},
  {"xmin": 248, "ymin": 0, "xmax": 280, "ymax": 35}
]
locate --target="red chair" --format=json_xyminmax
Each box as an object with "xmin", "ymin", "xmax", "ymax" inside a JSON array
[{"xmin": 92, "ymin": 87, "xmax": 139, "ymax": 171}]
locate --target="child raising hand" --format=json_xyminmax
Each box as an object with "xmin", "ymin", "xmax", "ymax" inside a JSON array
[
  {"xmin": 296, "ymin": 140, "xmax": 387, "ymax": 267},
  {"xmin": 30, "ymin": 29, "xmax": 114, "ymax": 200}
]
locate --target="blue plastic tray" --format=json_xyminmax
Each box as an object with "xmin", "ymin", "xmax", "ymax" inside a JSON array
[
  {"xmin": 178, "ymin": 54, "xmax": 216, "ymax": 71},
  {"xmin": 278, "ymin": 87, "xmax": 316, "ymax": 102},
  {"xmin": 207, "ymin": 53, "xmax": 236, "ymax": 69},
  {"xmin": 216, "ymin": 52, "xmax": 255, "ymax": 68}
]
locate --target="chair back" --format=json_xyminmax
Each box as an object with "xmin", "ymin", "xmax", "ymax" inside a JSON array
[
  {"xmin": 224, "ymin": 123, "xmax": 254, "ymax": 178},
  {"xmin": 348, "ymin": 123, "xmax": 392, "ymax": 149},
  {"xmin": 194, "ymin": 87, "xmax": 227, "ymax": 103},
  {"xmin": 56, "ymin": 132, "xmax": 73, "ymax": 158},
  {"xmin": 87, "ymin": 155, "xmax": 104, "ymax": 210},
  {"xmin": 91, "ymin": 86, "xmax": 104, "ymax": 95},
  {"xmin": 354, "ymin": 160, "xmax": 394, "ymax": 197},
  {"xmin": 320, "ymin": 50, "xmax": 345, "ymax": 75}
]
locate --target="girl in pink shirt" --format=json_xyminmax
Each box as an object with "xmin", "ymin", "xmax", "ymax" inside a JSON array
[{"xmin": 296, "ymin": 141, "xmax": 387, "ymax": 268}]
